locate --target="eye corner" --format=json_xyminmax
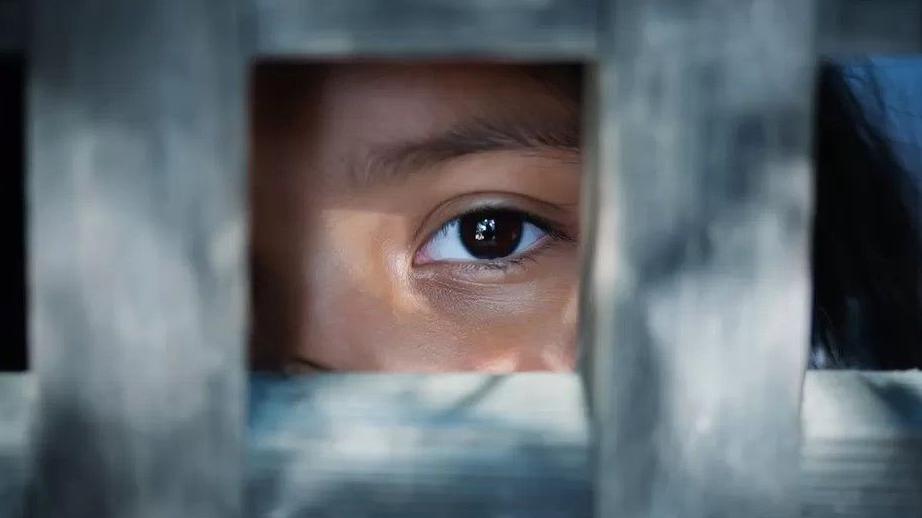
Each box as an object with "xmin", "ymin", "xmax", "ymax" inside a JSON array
[{"xmin": 412, "ymin": 243, "xmax": 435, "ymax": 266}]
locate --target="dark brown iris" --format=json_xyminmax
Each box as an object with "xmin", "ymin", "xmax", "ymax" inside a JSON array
[{"xmin": 459, "ymin": 209, "xmax": 524, "ymax": 259}]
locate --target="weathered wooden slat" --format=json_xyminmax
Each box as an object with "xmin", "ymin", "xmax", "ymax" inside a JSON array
[
  {"xmin": 802, "ymin": 371, "xmax": 922, "ymax": 518},
  {"xmin": 2, "ymin": 372, "xmax": 921, "ymax": 516},
  {"xmin": 248, "ymin": 0, "xmax": 597, "ymax": 59},
  {"xmin": 588, "ymin": 0, "xmax": 817, "ymax": 516},
  {"xmin": 0, "ymin": 0, "xmax": 25, "ymax": 53},
  {"xmin": 0, "ymin": 374, "xmax": 34, "ymax": 518},
  {"xmin": 7, "ymin": 1, "xmax": 922, "ymax": 58},
  {"xmin": 818, "ymin": 0, "xmax": 922, "ymax": 55},
  {"xmin": 28, "ymin": 2, "xmax": 246, "ymax": 517},
  {"xmin": 247, "ymin": 374, "xmax": 591, "ymax": 517}
]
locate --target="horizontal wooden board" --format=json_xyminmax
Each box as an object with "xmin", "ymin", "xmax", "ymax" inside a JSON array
[
  {"xmin": 818, "ymin": 0, "xmax": 922, "ymax": 55},
  {"xmin": 2, "ymin": 371, "xmax": 921, "ymax": 516},
  {"xmin": 1, "ymin": 0, "xmax": 597, "ymax": 58},
  {"xmin": 0, "ymin": 374, "xmax": 33, "ymax": 517},
  {"xmin": 4, "ymin": 1, "xmax": 922, "ymax": 58},
  {"xmin": 802, "ymin": 371, "xmax": 922, "ymax": 517},
  {"xmin": 246, "ymin": 373, "xmax": 591, "ymax": 517},
  {"xmin": 5, "ymin": 1, "xmax": 921, "ymax": 59},
  {"xmin": 0, "ymin": 0, "xmax": 25, "ymax": 53},
  {"xmin": 247, "ymin": 0, "xmax": 597, "ymax": 59}
]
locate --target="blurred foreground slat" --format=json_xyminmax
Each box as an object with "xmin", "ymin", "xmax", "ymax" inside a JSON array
[
  {"xmin": 27, "ymin": 1, "xmax": 247, "ymax": 517},
  {"xmin": 589, "ymin": 0, "xmax": 816, "ymax": 516},
  {"xmin": 801, "ymin": 371, "xmax": 922, "ymax": 517},
  {"xmin": 247, "ymin": 0, "xmax": 597, "ymax": 59},
  {"xmin": 817, "ymin": 0, "xmax": 922, "ymax": 55},
  {"xmin": 3, "ymin": 371, "xmax": 921, "ymax": 517},
  {"xmin": 0, "ymin": 374, "xmax": 33, "ymax": 518},
  {"xmin": 247, "ymin": 374, "xmax": 591, "ymax": 517}
]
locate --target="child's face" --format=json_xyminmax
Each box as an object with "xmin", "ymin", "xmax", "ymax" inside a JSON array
[{"xmin": 250, "ymin": 63, "xmax": 581, "ymax": 372}]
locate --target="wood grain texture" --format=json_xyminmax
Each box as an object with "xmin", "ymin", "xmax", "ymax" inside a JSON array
[
  {"xmin": 28, "ymin": 2, "xmax": 246, "ymax": 517},
  {"xmin": 7, "ymin": 0, "xmax": 922, "ymax": 58},
  {"xmin": 802, "ymin": 371, "xmax": 922, "ymax": 517},
  {"xmin": 246, "ymin": 374, "xmax": 592, "ymax": 517},
  {"xmin": 588, "ymin": 1, "xmax": 817, "ymax": 516},
  {"xmin": 247, "ymin": 0, "xmax": 597, "ymax": 59},
  {"xmin": 0, "ymin": 369, "xmax": 904, "ymax": 516},
  {"xmin": 3, "ymin": 372, "xmax": 921, "ymax": 516}
]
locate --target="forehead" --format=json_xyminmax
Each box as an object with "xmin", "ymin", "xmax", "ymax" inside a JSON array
[
  {"xmin": 327, "ymin": 63, "xmax": 576, "ymax": 143},
  {"xmin": 321, "ymin": 63, "xmax": 576, "ymax": 106},
  {"xmin": 252, "ymin": 62, "xmax": 579, "ymax": 137},
  {"xmin": 250, "ymin": 63, "xmax": 581, "ymax": 194}
]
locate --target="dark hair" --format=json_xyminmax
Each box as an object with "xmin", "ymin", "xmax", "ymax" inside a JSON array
[{"xmin": 811, "ymin": 58, "xmax": 922, "ymax": 369}]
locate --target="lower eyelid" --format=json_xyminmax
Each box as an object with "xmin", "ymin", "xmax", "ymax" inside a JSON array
[
  {"xmin": 432, "ymin": 233, "xmax": 559, "ymax": 272},
  {"xmin": 411, "ymin": 237, "xmax": 574, "ymax": 291},
  {"xmin": 289, "ymin": 356, "xmax": 336, "ymax": 373},
  {"xmin": 481, "ymin": 234, "xmax": 554, "ymax": 265},
  {"xmin": 419, "ymin": 211, "xmax": 562, "ymax": 263}
]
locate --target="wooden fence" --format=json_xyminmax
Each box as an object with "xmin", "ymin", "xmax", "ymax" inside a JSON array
[{"xmin": 0, "ymin": 1, "xmax": 920, "ymax": 517}]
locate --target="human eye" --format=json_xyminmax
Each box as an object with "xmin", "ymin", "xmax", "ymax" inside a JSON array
[{"xmin": 415, "ymin": 207, "xmax": 564, "ymax": 267}]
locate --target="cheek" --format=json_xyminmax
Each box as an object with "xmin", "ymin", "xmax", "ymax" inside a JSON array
[
  {"xmin": 296, "ymin": 216, "xmax": 384, "ymax": 348},
  {"xmin": 299, "ymin": 258, "xmax": 579, "ymax": 371},
  {"xmin": 412, "ymin": 266, "xmax": 580, "ymax": 371},
  {"xmin": 291, "ymin": 205, "xmax": 579, "ymax": 372},
  {"xmin": 295, "ymin": 208, "xmax": 440, "ymax": 368}
]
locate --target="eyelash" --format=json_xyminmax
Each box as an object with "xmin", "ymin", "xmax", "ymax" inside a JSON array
[{"xmin": 422, "ymin": 206, "xmax": 573, "ymax": 271}]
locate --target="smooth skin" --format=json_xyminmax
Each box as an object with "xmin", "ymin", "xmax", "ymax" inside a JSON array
[{"xmin": 250, "ymin": 63, "xmax": 582, "ymax": 372}]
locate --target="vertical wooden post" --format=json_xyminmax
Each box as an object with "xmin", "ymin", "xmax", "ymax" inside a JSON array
[
  {"xmin": 28, "ymin": 1, "xmax": 246, "ymax": 516},
  {"xmin": 588, "ymin": 0, "xmax": 816, "ymax": 516}
]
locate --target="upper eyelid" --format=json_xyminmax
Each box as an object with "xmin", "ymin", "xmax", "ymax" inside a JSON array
[{"xmin": 411, "ymin": 191, "xmax": 578, "ymax": 248}]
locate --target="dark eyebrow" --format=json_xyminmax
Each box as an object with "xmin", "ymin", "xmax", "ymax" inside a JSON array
[{"xmin": 354, "ymin": 115, "xmax": 581, "ymax": 187}]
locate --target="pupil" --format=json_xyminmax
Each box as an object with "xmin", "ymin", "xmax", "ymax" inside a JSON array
[{"xmin": 459, "ymin": 210, "xmax": 524, "ymax": 259}]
